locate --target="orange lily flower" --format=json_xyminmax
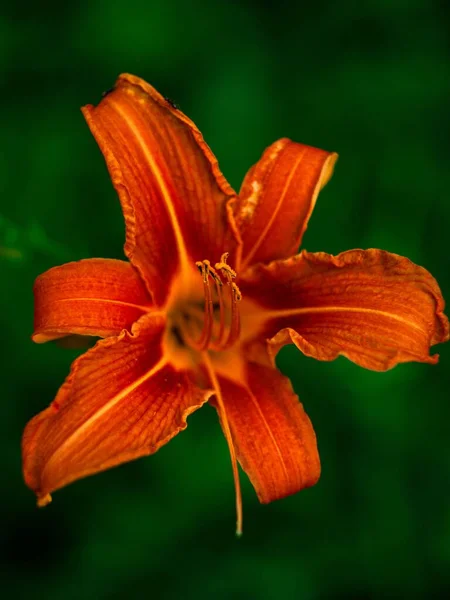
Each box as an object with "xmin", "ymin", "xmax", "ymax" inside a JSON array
[{"xmin": 22, "ymin": 74, "xmax": 449, "ymax": 535}]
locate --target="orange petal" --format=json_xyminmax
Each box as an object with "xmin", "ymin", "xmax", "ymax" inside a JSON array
[
  {"xmin": 215, "ymin": 362, "xmax": 320, "ymax": 503},
  {"xmin": 240, "ymin": 249, "xmax": 449, "ymax": 371},
  {"xmin": 33, "ymin": 258, "xmax": 152, "ymax": 343},
  {"xmin": 23, "ymin": 315, "xmax": 210, "ymax": 504},
  {"xmin": 82, "ymin": 74, "xmax": 239, "ymax": 306},
  {"xmin": 234, "ymin": 139, "xmax": 337, "ymax": 271}
]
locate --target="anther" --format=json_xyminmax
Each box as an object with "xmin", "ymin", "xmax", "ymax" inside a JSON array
[{"xmin": 215, "ymin": 252, "xmax": 237, "ymax": 280}]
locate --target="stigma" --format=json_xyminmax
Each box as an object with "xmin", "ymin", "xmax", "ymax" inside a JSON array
[{"xmin": 182, "ymin": 253, "xmax": 242, "ymax": 352}]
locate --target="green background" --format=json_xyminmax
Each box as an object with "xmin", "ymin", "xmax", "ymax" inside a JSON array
[{"xmin": 1, "ymin": 1, "xmax": 449, "ymax": 598}]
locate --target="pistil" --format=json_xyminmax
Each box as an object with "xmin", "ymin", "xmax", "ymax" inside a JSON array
[
  {"xmin": 202, "ymin": 351, "xmax": 243, "ymax": 536},
  {"xmin": 215, "ymin": 253, "xmax": 241, "ymax": 349}
]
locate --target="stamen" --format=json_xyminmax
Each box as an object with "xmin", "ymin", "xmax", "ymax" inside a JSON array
[
  {"xmin": 193, "ymin": 260, "xmax": 214, "ymax": 350},
  {"xmin": 202, "ymin": 351, "xmax": 243, "ymax": 537},
  {"xmin": 185, "ymin": 253, "xmax": 242, "ymax": 352},
  {"xmin": 215, "ymin": 254, "xmax": 242, "ymax": 350}
]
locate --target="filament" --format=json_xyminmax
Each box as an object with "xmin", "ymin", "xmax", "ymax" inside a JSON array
[{"xmin": 193, "ymin": 261, "xmax": 214, "ymax": 350}]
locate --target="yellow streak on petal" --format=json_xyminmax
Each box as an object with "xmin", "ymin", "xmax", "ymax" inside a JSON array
[
  {"xmin": 55, "ymin": 297, "xmax": 154, "ymax": 313},
  {"xmin": 110, "ymin": 97, "xmax": 193, "ymax": 291},
  {"xmin": 245, "ymin": 384, "xmax": 289, "ymax": 485},
  {"xmin": 41, "ymin": 357, "xmax": 168, "ymax": 480},
  {"xmin": 263, "ymin": 306, "xmax": 425, "ymax": 334}
]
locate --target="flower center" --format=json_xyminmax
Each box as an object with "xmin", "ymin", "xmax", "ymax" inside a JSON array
[{"xmin": 180, "ymin": 252, "xmax": 242, "ymax": 352}]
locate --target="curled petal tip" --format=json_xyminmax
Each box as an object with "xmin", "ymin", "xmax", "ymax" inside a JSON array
[{"xmin": 37, "ymin": 493, "xmax": 52, "ymax": 508}]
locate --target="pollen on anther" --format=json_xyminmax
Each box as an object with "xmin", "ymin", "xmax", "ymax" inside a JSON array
[
  {"xmin": 232, "ymin": 283, "xmax": 242, "ymax": 302},
  {"xmin": 215, "ymin": 253, "xmax": 237, "ymax": 280}
]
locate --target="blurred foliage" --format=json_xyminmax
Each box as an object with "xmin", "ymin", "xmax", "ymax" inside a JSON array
[{"xmin": 1, "ymin": 1, "xmax": 449, "ymax": 599}]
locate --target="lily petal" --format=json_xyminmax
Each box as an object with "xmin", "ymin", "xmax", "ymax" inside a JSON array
[
  {"xmin": 33, "ymin": 258, "xmax": 152, "ymax": 343},
  {"xmin": 216, "ymin": 362, "xmax": 320, "ymax": 503},
  {"xmin": 241, "ymin": 249, "xmax": 449, "ymax": 371},
  {"xmin": 23, "ymin": 315, "xmax": 210, "ymax": 504},
  {"xmin": 82, "ymin": 74, "xmax": 239, "ymax": 306},
  {"xmin": 234, "ymin": 139, "xmax": 337, "ymax": 270}
]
